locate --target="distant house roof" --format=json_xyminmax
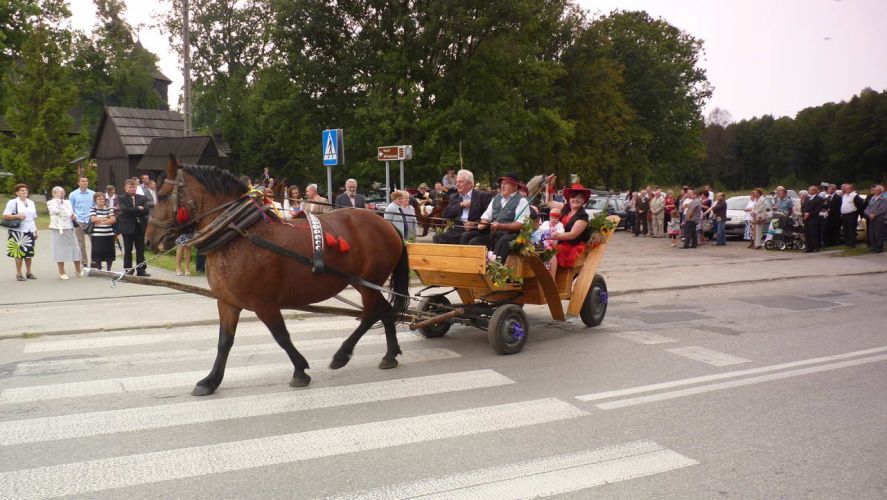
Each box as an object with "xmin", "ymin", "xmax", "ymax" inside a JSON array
[
  {"xmin": 137, "ymin": 136, "xmax": 223, "ymax": 170},
  {"xmin": 91, "ymin": 106, "xmax": 184, "ymax": 157},
  {"xmin": 151, "ymin": 68, "xmax": 172, "ymax": 83}
]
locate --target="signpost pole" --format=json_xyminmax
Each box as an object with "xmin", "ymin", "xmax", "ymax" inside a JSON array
[
  {"xmin": 385, "ymin": 161, "xmax": 391, "ymax": 202},
  {"xmin": 326, "ymin": 166, "xmax": 333, "ymax": 202},
  {"xmin": 399, "ymin": 159, "xmax": 405, "ymax": 192}
]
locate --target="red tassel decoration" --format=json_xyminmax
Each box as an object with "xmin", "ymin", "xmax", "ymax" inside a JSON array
[
  {"xmin": 337, "ymin": 238, "xmax": 350, "ymax": 253},
  {"xmin": 176, "ymin": 206, "xmax": 189, "ymax": 224},
  {"xmin": 325, "ymin": 233, "xmax": 338, "ymax": 247}
]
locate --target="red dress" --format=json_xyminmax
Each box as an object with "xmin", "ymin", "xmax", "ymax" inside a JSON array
[{"xmin": 555, "ymin": 210, "xmax": 590, "ymax": 267}]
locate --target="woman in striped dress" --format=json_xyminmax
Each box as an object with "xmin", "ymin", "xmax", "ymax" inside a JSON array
[{"xmin": 89, "ymin": 192, "xmax": 117, "ymax": 270}]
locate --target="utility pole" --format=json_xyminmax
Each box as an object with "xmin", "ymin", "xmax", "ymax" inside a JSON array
[{"xmin": 182, "ymin": 0, "xmax": 192, "ymax": 136}]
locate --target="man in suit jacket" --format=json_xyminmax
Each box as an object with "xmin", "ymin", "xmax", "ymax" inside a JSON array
[
  {"xmin": 823, "ymin": 183, "xmax": 842, "ymax": 246},
  {"xmin": 433, "ymin": 169, "xmax": 493, "ymax": 244},
  {"xmin": 802, "ymin": 185, "xmax": 825, "ymax": 253},
  {"xmin": 118, "ymin": 179, "xmax": 151, "ymax": 276},
  {"xmin": 303, "ymin": 184, "xmax": 332, "ymax": 214},
  {"xmin": 334, "ymin": 178, "xmax": 366, "ymax": 209}
]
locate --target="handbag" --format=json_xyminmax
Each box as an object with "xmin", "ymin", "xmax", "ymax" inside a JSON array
[
  {"xmin": 1, "ymin": 203, "xmax": 21, "ymax": 229},
  {"xmin": 83, "ymin": 221, "xmax": 95, "ymax": 234}
]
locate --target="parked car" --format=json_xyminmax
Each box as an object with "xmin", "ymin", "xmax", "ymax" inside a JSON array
[
  {"xmin": 724, "ymin": 195, "xmax": 774, "ymax": 238},
  {"xmin": 584, "ymin": 196, "xmax": 629, "ymax": 230}
]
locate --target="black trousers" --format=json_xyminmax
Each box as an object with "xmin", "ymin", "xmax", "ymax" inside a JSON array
[
  {"xmin": 869, "ymin": 216, "xmax": 884, "ymax": 251},
  {"xmin": 433, "ymin": 226, "xmax": 465, "ymax": 244},
  {"xmin": 682, "ymin": 220, "xmax": 697, "ymax": 248},
  {"xmin": 805, "ymin": 217, "xmax": 822, "ymax": 251},
  {"xmin": 122, "ymin": 224, "xmax": 147, "ymax": 274},
  {"xmin": 466, "ymin": 230, "xmax": 516, "ymax": 261},
  {"xmin": 841, "ymin": 213, "xmax": 859, "ymax": 247},
  {"xmin": 634, "ymin": 211, "xmax": 648, "ymax": 235},
  {"xmin": 824, "ymin": 215, "xmax": 841, "ymax": 246}
]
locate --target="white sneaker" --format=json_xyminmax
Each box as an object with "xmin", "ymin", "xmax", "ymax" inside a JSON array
[{"xmin": 59, "ymin": 274, "xmax": 69, "ymax": 280}]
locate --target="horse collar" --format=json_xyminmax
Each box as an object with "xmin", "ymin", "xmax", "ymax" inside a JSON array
[{"xmin": 306, "ymin": 214, "xmax": 325, "ymax": 274}]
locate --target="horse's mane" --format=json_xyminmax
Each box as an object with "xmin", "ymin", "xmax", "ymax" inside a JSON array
[{"xmin": 182, "ymin": 164, "xmax": 248, "ymax": 198}]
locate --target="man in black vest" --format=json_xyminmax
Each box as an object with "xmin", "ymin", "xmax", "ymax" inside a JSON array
[
  {"xmin": 118, "ymin": 179, "xmax": 151, "ymax": 276},
  {"xmin": 434, "ymin": 169, "xmax": 493, "ymax": 244},
  {"xmin": 466, "ymin": 173, "xmax": 530, "ymax": 262}
]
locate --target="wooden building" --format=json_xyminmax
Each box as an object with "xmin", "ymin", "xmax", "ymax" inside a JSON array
[
  {"xmin": 90, "ymin": 106, "xmax": 184, "ymax": 192},
  {"xmin": 137, "ymin": 136, "xmax": 230, "ymax": 173}
]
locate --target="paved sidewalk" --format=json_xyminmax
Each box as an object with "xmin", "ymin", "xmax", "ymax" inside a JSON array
[{"xmin": 1, "ymin": 229, "xmax": 884, "ymax": 339}]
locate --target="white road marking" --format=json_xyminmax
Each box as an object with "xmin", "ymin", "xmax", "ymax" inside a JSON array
[
  {"xmin": 330, "ymin": 440, "xmax": 697, "ymax": 500},
  {"xmin": 666, "ymin": 346, "xmax": 751, "ymax": 366},
  {"xmin": 0, "ymin": 348, "xmax": 460, "ymax": 404},
  {"xmin": 13, "ymin": 334, "xmax": 421, "ymax": 376},
  {"xmin": 0, "ymin": 370, "xmax": 514, "ymax": 446},
  {"xmin": 0, "ymin": 398, "xmax": 587, "ymax": 499},
  {"xmin": 23, "ymin": 318, "xmax": 368, "ymax": 353},
  {"xmin": 597, "ymin": 353, "xmax": 887, "ymax": 410},
  {"xmin": 576, "ymin": 345, "xmax": 887, "ymax": 402},
  {"xmin": 608, "ymin": 331, "xmax": 676, "ymax": 345}
]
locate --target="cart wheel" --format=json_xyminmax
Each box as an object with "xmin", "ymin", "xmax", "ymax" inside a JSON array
[
  {"xmin": 785, "ymin": 240, "xmax": 794, "ymax": 249},
  {"xmin": 417, "ymin": 295, "xmax": 452, "ymax": 338},
  {"xmin": 794, "ymin": 238, "xmax": 806, "ymax": 251},
  {"xmin": 487, "ymin": 304, "xmax": 528, "ymax": 355},
  {"xmin": 775, "ymin": 240, "xmax": 787, "ymax": 251},
  {"xmin": 764, "ymin": 240, "xmax": 775, "ymax": 250},
  {"xmin": 580, "ymin": 274, "xmax": 608, "ymax": 327}
]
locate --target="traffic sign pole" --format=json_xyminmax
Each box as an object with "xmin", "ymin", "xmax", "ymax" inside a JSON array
[
  {"xmin": 385, "ymin": 161, "xmax": 391, "ymax": 202},
  {"xmin": 326, "ymin": 166, "xmax": 333, "ymax": 202},
  {"xmin": 399, "ymin": 159, "xmax": 404, "ymax": 192}
]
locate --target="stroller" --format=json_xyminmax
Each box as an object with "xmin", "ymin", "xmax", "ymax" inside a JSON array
[{"xmin": 765, "ymin": 212, "xmax": 805, "ymax": 251}]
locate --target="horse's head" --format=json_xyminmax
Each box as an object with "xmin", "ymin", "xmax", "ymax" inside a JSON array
[{"xmin": 146, "ymin": 155, "xmax": 188, "ymax": 252}]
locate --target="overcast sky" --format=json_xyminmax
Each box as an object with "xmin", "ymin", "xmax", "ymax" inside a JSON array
[{"xmin": 68, "ymin": 0, "xmax": 887, "ymax": 122}]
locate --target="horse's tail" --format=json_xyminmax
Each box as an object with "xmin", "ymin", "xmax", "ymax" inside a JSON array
[{"xmin": 389, "ymin": 243, "xmax": 410, "ymax": 322}]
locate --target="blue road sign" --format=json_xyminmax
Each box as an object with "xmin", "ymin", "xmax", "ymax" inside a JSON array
[{"xmin": 322, "ymin": 129, "xmax": 344, "ymax": 166}]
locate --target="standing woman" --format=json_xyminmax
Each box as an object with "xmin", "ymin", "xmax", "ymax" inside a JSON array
[
  {"xmin": 3, "ymin": 183, "xmax": 38, "ymax": 281},
  {"xmin": 282, "ymin": 185, "xmax": 302, "ymax": 220},
  {"xmin": 625, "ymin": 190, "xmax": 636, "ymax": 234},
  {"xmin": 751, "ymin": 188, "xmax": 768, "ymax": 249},
  {"xmin": 549, "ymin": 187, "xmax": 593, "ymax": 279},
  {"xmin": 384, "ymin": 190, "xmax": 416, "ymax": 240},
  {"xmin": 47, "ymin": 186, "xmax": 82, "ymax": 279},
  {"xmin": 89, "ymin": 192, "xmax": 116, "ymax": 270},
  {"xmin": 743, "ymin": 191, "xmax": 756, "ymax": 247}
]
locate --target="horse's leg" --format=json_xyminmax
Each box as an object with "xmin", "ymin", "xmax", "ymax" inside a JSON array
[
  {"xmin": 192, "ymin": 300, "xmax": 242, "ymax": 396},
  {"xmin": 329, "ymin": 315, "xmax": 377, "ymax": 369},
  {"xmin": 377, "ymin": 299, "xmax": 402, "ymax": 370},
  {"xmin": 255, "ymin": 307, "xmax": 312, "ymax": 387}
]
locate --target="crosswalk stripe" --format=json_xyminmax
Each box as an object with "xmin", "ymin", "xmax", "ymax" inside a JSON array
[
  {"xmin": 608, "ymin": 331, "xmax": 676, "ymax": 344},
  {"xmin": 330, "ymin": 440, "xmax": 697, "ymax": 500},
  {"xmin": 575, "ymin": 345, "xmax": 887, "ymax": 402},
  {"xmin": 23, "ymin": 318, "xmax": 367, "ymax": 353},
  {"xmin": 596, "ymin": 353, "xmax": 887, "ymax": 410},
  {"xmin": 0, "ymin": 348, "xmax": 460, "ymax": 404},
  {"xmin": 666, "ymin": 346, "xmax": 751, "ymax": 366},
  {"xmin": 13, "ymin": 334, "xmax": 421, "ymax": 376},
  {"xmin": 0, "ymin": 398, "xmax": 587, "ymax": 499},
  {"xmin": 0, "ymin": 370, "xmax": 514, "ymax": 446}
]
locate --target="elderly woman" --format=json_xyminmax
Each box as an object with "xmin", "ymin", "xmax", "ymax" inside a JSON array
[
  {"xmin": 47, "ymin": 186, "xmax": 82, "ymax": 279},
  {"xmin": 549, "ymin": 186, "xmax": 593, "ymax": 279},
  {"xmin": 384, "ymin": 190, "xmax": 416, "ymax": 240},
  {"xmin": 89, "ymin": 191, "xmax": 116, "ymax": 270},
  {"xmin": 3, "ymin": 183, "xmax": 39, "ymax": 281},
  {"xmin": 751, "ymin": 188, "xmax": 768, "ymax": 249}
]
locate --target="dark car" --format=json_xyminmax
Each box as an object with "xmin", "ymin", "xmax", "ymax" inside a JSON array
[{"xmin": 584, "ymin": 196, "xmax": 629, "ymax": 230}]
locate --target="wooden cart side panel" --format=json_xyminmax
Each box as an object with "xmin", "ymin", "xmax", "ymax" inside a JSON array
[
  {"xmin": 407, "ymin": 243, "xmax": 487, "ymax": 259},
  {"xmin": 522, "ymin": 254, "xmax": 565, "ymax": 321},
  {"xmin": 415, "ymin": 270, "xmax": 489, "ymax": 289},
  {"xmin": 566, "ymin": 216, "xmax": 619, "ymax": 316}
]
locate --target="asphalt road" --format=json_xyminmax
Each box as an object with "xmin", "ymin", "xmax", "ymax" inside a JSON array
[{"xmin": 0, "ymin": 232, "xmax": 885, "ymax": 499}]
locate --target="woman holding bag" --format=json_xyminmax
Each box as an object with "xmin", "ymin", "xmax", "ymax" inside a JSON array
[
  {"xmin": 47, "ymin": 186, "xmax": 82, "ymax": 279},
  {"xmin": 3, "ymin": 183, "xmax": 38, "ymax": 281},
  {"xmin": 89, "ymin": 192, "xmax": 116, "ymax": 270}
]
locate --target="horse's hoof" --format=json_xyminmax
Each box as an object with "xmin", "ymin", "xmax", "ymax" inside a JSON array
[
  {"xmin": 378, "ymin": 358, "xmax": 398, "ymax": 370},
  {"xmin": 329, "ymin": 354, "xmax": 351, "ymax": 370},
  {"xmin": 290, "ymin": 374, "xmax": 311, "ymax": 387},
  {"xmin": 191, "ymin": 384, "xmax": 216, "ymax": 396}
]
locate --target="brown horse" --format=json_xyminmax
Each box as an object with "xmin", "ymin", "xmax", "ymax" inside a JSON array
[
  {"xmin": 145, "ymin": 158, "xmax": 410, "ymax": 395},
  {"xmin": 411, "ymin": 195, "xmax": 450, "ymax": 236}
]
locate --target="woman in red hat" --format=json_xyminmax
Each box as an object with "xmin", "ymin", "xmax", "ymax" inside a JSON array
[{"xmin": 548, "ymin": 185, "xmax": 592, "ymax": 277}]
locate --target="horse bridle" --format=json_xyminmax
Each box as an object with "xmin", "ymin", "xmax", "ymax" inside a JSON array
[{"xmin": 148, "ymin": 169, "xmax": 196, "ymax": 234}]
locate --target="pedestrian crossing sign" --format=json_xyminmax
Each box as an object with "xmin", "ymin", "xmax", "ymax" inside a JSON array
[{"xmin": 322, "ymin": 129, "xmax": 344, "ymax": 166}]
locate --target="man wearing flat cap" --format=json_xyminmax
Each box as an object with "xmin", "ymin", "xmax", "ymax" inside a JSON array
[{"xmin": 465, "ymin": 172, "xmax": 530, "ymax": 261}]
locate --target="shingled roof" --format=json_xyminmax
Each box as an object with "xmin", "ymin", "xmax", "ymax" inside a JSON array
[
  {"xmin": 137, "ymin": 136, "xmax": 223, "ymax": 170},
  {"xmin": 90, "ymin": 106, "xmax": 184, "ymax": 157}
]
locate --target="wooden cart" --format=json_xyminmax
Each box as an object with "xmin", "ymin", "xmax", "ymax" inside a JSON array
[{"xmin": 406, "ymin": 216, "xmax": 618, "ymax": 354}]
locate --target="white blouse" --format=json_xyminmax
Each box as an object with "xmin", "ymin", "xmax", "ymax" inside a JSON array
[
  {"xmin": 47, "ymin": 198, "xmax": 75, "ymax": 231},
  {"xmin": 3, "ymin": 198, "xmax": 38, "ymax": 233}
]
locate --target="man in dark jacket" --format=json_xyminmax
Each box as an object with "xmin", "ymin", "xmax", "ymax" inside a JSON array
[
  {"xmin": 822, "ymin": 183, "xmax": 842, "ymax": 246},
  {"xmin": 334, "ymin": 178, "xmax": 366, "ymax": 209},
  {"xmin": 803, "ymin": 185, "xmax": 825, "ymax": 253},
  {"xmin": 118, "ymin": 179, "xmax": 151, "ymax": 276},
  {"xmin": 434, "ymin": 169, "xmax": 493, "ymax": 244}
]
